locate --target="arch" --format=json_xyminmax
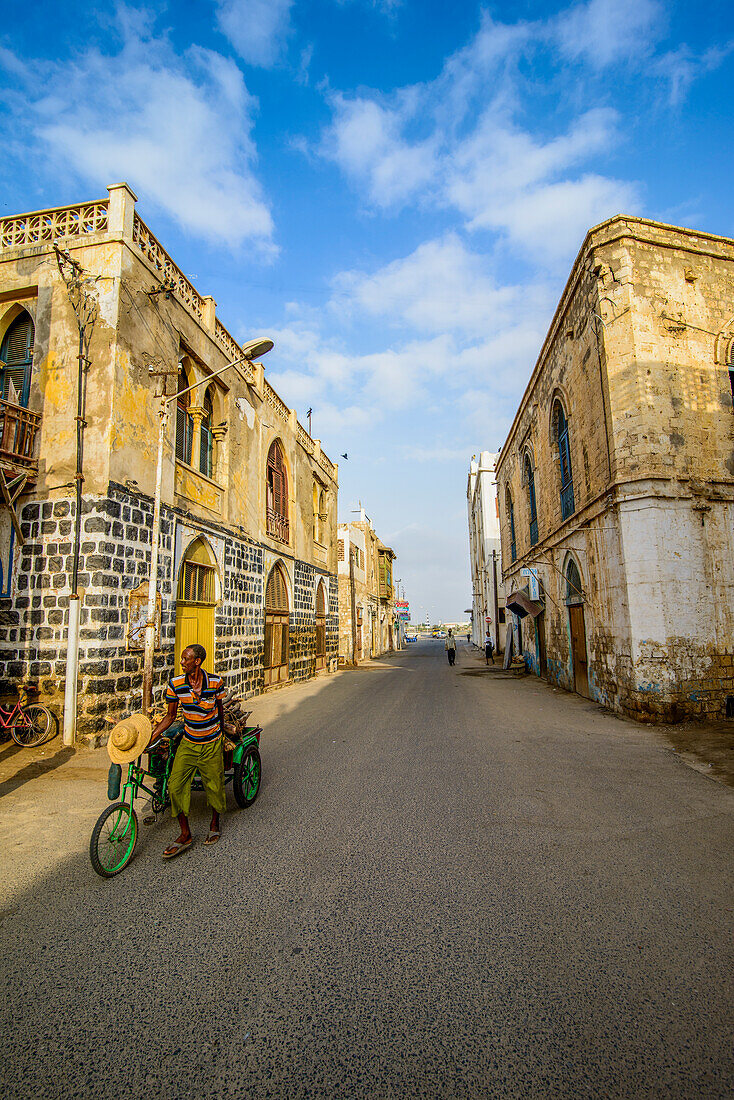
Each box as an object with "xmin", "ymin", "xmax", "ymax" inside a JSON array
[
  {"xmin": 199, "ymin": 385, "xmax": 214, "ymax": 479},
  {"xmin": 264, "ymin": 561, "xmax": 290, "ymax": 685},
  {"xmin": 524, "ymin": 454, "xmax": 538, "ymax": 546},
  {"xmin": 0, "ymin": 310, "xmax": 35, "ymax": 406},
  {"xmin": 175, "ymin": 360, "xmax": 194, "ymax": 465},
  {"xmin": 315, "ymin": 577, "xmax": 327, "ymax": 670},
  {"xmin": 552, "ymin": 397, "xmax": 575, "ymax": 519},
  {"xmin": 564, "ymin": 554, "xmax": 584, "ymax": 605},
  {"xmin": 174, "ymin": 536, "xmax": 218, "ymax": 671},
  {"xmin": 266, "ymin": 439, "xmax": 289, "ymax": 543},
  {"xmin": 506, "ymin": 487, "xmax": 517, "ymax": 563}
]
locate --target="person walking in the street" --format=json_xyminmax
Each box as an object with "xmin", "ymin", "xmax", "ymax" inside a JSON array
[
  {"xmin": 151, "ymin": 643, "xmax": 227, "ymax": 858},
  {"xmin": 484, "ymin": 630, "xmax": 495, "ymax": 664},
  {"xmin": 445, "ymin": 629, "xmax": 457, "ymax": 666}
]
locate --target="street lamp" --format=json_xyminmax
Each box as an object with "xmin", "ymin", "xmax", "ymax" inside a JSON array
[{"xmin": 142, "ymin": 337, "xmax": 274, "ymax": 713}]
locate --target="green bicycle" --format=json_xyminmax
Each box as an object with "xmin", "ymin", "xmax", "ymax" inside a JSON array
[{"xmin": 89, "ymin": 717, "xmax": 262, "ymax": 878}]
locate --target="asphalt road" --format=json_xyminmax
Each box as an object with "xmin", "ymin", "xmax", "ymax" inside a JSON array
[{"xmin": 1, "ymin": 638, "xmax": 733, "ymax": 1099}]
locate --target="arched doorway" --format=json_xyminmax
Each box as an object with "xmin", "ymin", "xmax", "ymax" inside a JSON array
[
  {"xmin": 174, "ymin": 537, "xmax": 218, "ymax": 671},
  {"xmin": 565, "ymin": 557, "xmax": 588, "ymax": 697},
  {"xmin": 315, "ymin": 579, "xmax": 326, "ymax": 670},
  {"xmin": 264, "ymin": 563, "xmax": 289, "ymax": 685}
]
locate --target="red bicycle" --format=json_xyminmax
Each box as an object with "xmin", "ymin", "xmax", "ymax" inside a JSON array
[{"xmin": 2, "ymin": 687, "xmax": 56, "ymax": 747}]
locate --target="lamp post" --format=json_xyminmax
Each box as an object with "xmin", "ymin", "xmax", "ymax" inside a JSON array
[{"xmin": 141, "ymin": 338, "xmax": 273, "ymax": 714}]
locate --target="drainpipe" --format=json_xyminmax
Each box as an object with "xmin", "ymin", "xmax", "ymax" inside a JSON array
[{"xmin": 63, "ymin": 326, "xmax": 89, "ymax": 747}]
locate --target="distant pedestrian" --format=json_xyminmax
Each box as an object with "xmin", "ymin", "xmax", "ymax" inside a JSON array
[
  {"xmin": 445, "ymin": 629, "xmax": 457, "ymax": 666},
  {"xmin": 484, "ymin": 630, "xmax": 494, "ymax": 665},
  {"xmin": 466, "ymin": 632, "xmax": 470, "ymax": 643}
]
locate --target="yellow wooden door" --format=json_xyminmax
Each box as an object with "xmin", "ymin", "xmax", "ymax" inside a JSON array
[{"xmin": 174, "ymin": 603, "xmax": 215, "ymax": 671}]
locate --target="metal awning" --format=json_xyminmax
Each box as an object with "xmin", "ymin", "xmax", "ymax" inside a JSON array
[{"xmin": 506, "ymin": 590, "xmax": 544, "ymax": 619}]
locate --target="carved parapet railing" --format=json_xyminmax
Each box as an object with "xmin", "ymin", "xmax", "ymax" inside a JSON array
[
  {"xmin": 266, "ymin": 507, "xmax": 290, "ymax": 544},
  {"xmin": 318, "ymin": 452, "xmax": 336, "ymax": 480},
  {"xmin": 214, "ymin": 319, "xmax": 254, "ymax": 382},
  {"xmin": 296, "ymin": 422, "xmax": 315, "ymax": 454},
  {"xmin": 0, "ymin": 402, "xmax": 41, "ymax": 471},
  {"xmin": 264, "ymin": 381, "xmax": 290, "ymax": 423},
  {"xmin": 132, "ymin": 215, "xmax": 204, "ymax": 322},
  {"xmin": 0, "ymin": 201, "xmax": 109, "ymax": 251}
]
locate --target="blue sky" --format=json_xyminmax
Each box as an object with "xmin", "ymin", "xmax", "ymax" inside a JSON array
[{"xmin": 2, "ymin": 1, "xmax": 732, "ymax": 621}]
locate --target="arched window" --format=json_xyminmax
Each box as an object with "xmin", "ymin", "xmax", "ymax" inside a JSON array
[
  {"xmin": 174, "ymin": 536, "xmax": 218, "ymax": 670},
  {"xmin": 565, "ymin": 557, "xmax": 583, "ymax": 604},
  {"xmin": 266, "ymin": 441, "xmax": 289, "ymax": 542},
  {"xmin": 524, "ymin": 455, "xmax": 538, "ymax": 546},
  {"xmin": 506, "ymin": 489, "xmax": 517, "ymax": 563},
  {"xmin": 200, "ymin": 387, "xmax": 214, "ymax": 479},
  {"xmin": 553, "ymin": 400, "xmax": 575, "ymax": 519},
  {"xmin": 315, "ymin": 579, "xmax": 326, "ymax": 669},
  {"xmin": 319, "ymin": 488, "xmax": 327, "ymax": 538},
  {"xmin": 312, "ymin": 482, "xmax": 320, "ymax": 543},
  {"xmin": 264, "ymin": 562, "xmax": 289, "ymax": 684},
  {"xmin": 0, "ymin": 312, "xmax": 34, "ymax": 406},
  {"xmin": 175, "ymin": 363, "xmax": 194, "ymax": 465}
]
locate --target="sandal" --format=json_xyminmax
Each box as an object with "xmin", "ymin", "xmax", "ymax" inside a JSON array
[
  {"xmin": 204, "ymin": 831, "xmax": 221, "ymax": 846},
  {"xmin": 162, "ymin": 838, "xmax": 193, "ymax": 859}
]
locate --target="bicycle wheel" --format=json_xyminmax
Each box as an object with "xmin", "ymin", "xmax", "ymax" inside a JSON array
[
  {"xmin": 11, "ymin": 704, "xmax": 55, "ymax": 747},
  {"xmin": 232, "ymin": 745, "xmax": 261, "ymax": 808},
  {"xmin": 89, "ymin": 802, "xmax": 138, "ymax": 878}
]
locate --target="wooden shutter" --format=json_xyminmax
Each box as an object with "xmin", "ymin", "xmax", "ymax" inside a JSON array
[{"xmin": 1, "ymin": 314, "xmax": 34, "ymax": 406}]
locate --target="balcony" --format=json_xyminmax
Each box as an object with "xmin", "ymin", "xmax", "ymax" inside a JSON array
[
  {"xmin": 266, "ymin": 507, "xmax": 290, "ymax": 544},
  {"xmin": 0, "ymin": 401, "xmax": 40, "ymax": 472}
]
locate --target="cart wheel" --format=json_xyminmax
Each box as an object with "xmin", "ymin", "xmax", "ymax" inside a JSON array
[
  {"xmin": 232, "ymin": 745, "xmax": 261, "ymax": 808},
  {"xmin": 89, "ymin": 802, "xmax": 138, "ymax": 878},
  {"xmin": 11, "ymin": 704, "xmax": 56, "ymax": 747}
]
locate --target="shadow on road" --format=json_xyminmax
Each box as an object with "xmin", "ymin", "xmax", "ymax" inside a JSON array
[{"xmin": 0, "ymin": 738, "xmax": 74, "ymax": 799}]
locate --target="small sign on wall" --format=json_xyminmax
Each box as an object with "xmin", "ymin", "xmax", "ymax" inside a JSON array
[{"xmin": 127, "ymin": 582, "xmax": 162, "ymax": 651}]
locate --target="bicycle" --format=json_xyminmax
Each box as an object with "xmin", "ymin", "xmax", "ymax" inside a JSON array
[
  {"xmin": 89, "ymin": 715, "xmax": 263, "ymax": 878},
  {"xmin": 2, "ymin": 686, "xmax": 56, "ymax": 747}
]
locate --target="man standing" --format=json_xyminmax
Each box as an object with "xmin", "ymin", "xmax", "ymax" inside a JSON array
[
  {"xmin": 484, "ymin": 629, "xmax": 495, "ymax": 664},
  {"xmin": 152, "ymin": 644, "xmax": 227, "ymax": 858},
  {"xmin": 445, "ymin": 629, "xmax": 457, "ymax": 666}
]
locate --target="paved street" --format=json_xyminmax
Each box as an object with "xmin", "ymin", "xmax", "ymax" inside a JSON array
[{"xmin": 2, "ymin": 638, "xmax": 733, "ymax": 1099}]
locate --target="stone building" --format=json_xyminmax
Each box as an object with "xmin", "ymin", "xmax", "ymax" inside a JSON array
[
  {"xmin": 337, "ymin": 508, "xmax": 398, "ymax": 662},
  {"xmin": 467, "ymin": 451, "xmax": 507, "ymax": 654},
  {"xmin": 495, "ymin": 215, "xmax": 734, "ymax": 723},
  {"xmin": 0, "ymin": 184, "xmax": 339, "ymax": 741}
]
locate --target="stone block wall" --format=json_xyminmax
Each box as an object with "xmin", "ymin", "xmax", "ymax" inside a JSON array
[{"xmin": 0, "ymin": 481, "xmax": 340, "ymax": 742}]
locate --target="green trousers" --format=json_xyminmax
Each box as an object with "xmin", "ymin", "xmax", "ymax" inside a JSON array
[{"xmin": 169, "ymin": 735, "xmax": 226, "ymax": 818}]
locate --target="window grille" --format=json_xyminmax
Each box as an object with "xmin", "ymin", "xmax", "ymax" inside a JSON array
[
  {"xmin": 0, "ymin": 313, "xmax": 34, "ymax": 406},
  {"xmin": 266, "ymin": 440, "xmax": 289, "ymax": 542},
  {"xmin": 175, "ymin": 368, "xmax": 193, "ymax": 465},
  {"xmin": 178, "ymin": 561, "xmax": 215, "ymax": 603},
  {"xmin": 555, "ymin": 402, "xmax": 575, "ymax": 520},
  {"xmin": 525, "ymin": 457, "xmax": 538, "ymax": 546},
  {"xmin": 199, "ymin": 388, "xmax": 214, "ymax": 478}
]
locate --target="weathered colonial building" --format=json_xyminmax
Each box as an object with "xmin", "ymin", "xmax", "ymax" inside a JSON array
[
  {"xmin": 0, "ymin": 184, "xmax": 339, "ymax": 741},
  {"xmin": 467, "ymin": 451, "xmax": 507, "ymax": 654},
  {"xmin": 496, "ymin": 216, "xmax": 734, "ymax": 723},
  {"xmin": 337, "ymin": 509, "xmax": 398, "ymax": 662}
]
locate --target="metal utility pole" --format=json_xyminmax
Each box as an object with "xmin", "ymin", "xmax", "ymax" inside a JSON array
[
  {"xmin": 54, "ymin": 245, "xmax": 99, "ymax": 748},
  {"xmin": 142, "ymin": 339, "xmax": 273, "ymax": 713}
]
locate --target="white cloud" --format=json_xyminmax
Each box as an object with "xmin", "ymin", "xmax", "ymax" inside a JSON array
[
  {"xmin": 215, "ymin": 0, "xmax": 294, "ymax": 68},
  {"xmin": 2, "ymin": 18, "xmax": 274, "ymax": 251},
  {"xmin": 553, "ymin": 0, "xmax": 663, "ymax": 68},
  {"xmin": 654, "ymin": 42, "xmax": 734, "ymax": 106}
]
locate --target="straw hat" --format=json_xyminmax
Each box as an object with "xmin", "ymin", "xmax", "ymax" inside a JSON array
[{"xmin": 107, "ymin": 713, "xmax": 152, "ymax": 764}]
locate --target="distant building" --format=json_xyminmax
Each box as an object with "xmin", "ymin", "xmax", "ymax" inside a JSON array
[
  {"xmin": 495, "ymin": 215, "xmax": 734, "ymax": 722},
  {"xmin": 467, "ymin": 452, "xmax": 506, "ymax": 653},
  {"xmin": 0, "ymin": 184, "xmax": 339, "ymax": 741},
  {"xmin": 337, "ymin": 508, "xmax": 398, "ymax": 661}
]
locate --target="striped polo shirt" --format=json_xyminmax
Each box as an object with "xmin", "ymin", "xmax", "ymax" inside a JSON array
[{"xmin": 166, "ymin": 669, "xmax": 226, "ymax": 743}]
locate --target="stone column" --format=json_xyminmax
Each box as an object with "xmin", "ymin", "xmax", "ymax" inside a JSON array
[
  {"xmin": 202, "ymin": 296, "xmax": 217, "ymax": 334},
  {"xmin": 212, "ymin": 425, "xmax": 227, "ymax": 484},
  {"xmin": 188, "ymin": 406, "xmax": 205, "ymax": 472}
]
